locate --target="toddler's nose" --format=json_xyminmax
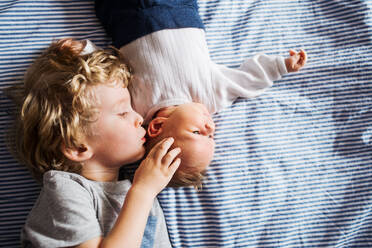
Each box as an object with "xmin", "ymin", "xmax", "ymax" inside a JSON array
[{"xmin": 135, "ymin": 114, "xmax": 144, "ymax": 128}]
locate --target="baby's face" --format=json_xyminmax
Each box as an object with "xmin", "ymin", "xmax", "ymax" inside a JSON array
[{"xmin": 161, "ymin": 103, "xmax": 216, "ymax": 173}]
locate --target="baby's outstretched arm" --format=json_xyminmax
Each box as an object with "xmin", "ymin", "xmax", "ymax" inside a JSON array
[{"xmin": 285, "ymin": 49, "xmax": 307, "ymax": 72}]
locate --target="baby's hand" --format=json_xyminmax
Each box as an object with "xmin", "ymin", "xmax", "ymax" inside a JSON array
[
  {"xmin": 285, "ymin": 49, "xmax": 307, "ymax": 72},
  {"xmin": 132, "ymin": 137, "xmax": 181, "ymax": 197}
]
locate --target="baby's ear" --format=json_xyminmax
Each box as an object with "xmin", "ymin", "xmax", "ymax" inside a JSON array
[
  {"xmin": 61, "ymin": 143, "xmax": 93, "ymax": 162},
  {"xmin": 147, "ymin": 117, "xmax": 167, "ymax": 138}
]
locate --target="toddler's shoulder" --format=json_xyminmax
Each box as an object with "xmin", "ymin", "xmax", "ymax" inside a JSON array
[{"xmin": 42, "ymin": 170, "xmax": 94, "ymax": 199}]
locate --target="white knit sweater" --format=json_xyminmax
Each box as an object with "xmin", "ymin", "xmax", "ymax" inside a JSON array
[{"xmin": 120, "ymin": 28, "xmax": 288, "ymax": 123}]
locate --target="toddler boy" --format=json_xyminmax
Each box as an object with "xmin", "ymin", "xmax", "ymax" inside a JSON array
[{"xmin": 10, "ymin": 39, "xmax": 180, "ymax": 247}]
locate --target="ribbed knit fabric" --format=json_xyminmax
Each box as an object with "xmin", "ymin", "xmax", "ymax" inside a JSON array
[
  {"xmin": 95, "ymin": 0, "xmax": 286, "ymax": 123},
  {"xmin": 3, "ymin": 1, "xmax": 372, "ymax": 247},
  {"xmin": 120, "ymin": 28, "xmax": 287, "ymax": 123}
]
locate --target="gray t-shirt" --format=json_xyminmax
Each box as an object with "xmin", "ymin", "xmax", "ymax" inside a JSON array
[{"xmin": 21, "ymin": 170, "xmax": 171, "ymax": 248}]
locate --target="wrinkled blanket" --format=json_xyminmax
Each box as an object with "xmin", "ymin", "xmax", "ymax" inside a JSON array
[{"xmin": 0, "ymin": 0, "xmax": 371, "ymax": 247}]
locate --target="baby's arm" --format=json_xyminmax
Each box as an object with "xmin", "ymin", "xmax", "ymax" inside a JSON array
[
  {"xmin": 75, "ymin": 137, "xmax": 180, "ymax": 248},
  {"xmin": 285, "ymin": 49, "xmax": 307, "ymax": 72}
]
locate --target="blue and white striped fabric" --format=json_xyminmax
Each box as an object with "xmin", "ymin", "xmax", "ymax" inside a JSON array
[{"xmin": 0, "ymin": 0, "xmax": 371, "ymax": 247}]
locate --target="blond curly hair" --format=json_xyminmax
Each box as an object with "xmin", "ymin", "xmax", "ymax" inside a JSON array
[{"xmin": 9, "ymin": 39, "xmax": 131, "ymax": 183}]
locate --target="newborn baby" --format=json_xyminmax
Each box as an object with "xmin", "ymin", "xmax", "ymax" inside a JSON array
[{"xmin": 94, "ymin": 0, "xmax": 307, "ymax": 187}]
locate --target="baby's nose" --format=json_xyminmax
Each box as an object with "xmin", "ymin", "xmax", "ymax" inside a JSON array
[{"xmin": 205, "ymin": 121, "xmax": 215, "ymax": 134}]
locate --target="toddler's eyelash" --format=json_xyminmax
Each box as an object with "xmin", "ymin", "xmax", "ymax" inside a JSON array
[{"xmin": 118, "ymin": 112, "xmax": 128, "ymax": 117}]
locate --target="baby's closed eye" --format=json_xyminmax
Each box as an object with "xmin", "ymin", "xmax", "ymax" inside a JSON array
[{"xmin": 193, "ymin": 130, "xmax": 214, "ymax": 139}]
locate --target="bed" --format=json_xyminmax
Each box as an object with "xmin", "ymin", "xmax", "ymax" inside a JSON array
[{"xmin": 1, "ymin": 0, "xmax": 372, "ymax": 247}]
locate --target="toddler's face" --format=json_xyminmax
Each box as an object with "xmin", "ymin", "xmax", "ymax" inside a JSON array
[
  {"xmin": 85, "ymin": 84, "xmax": 147, "ymax": 167},
  {"xmin": 161, "ymin": 103, "xmax": 215, "ymax": 173}
]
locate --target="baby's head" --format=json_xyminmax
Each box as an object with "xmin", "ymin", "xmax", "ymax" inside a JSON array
[
  {"xmin": 146, "ymin": 102, "xmax": 215, "ymax": 188},
  {"xmin": 10, "ymin": 38, "xmax": 131, "ymax": 183}
]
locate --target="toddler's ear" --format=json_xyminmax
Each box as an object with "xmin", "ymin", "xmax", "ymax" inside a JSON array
[
  {"xmin": 61, "ymin": 143, "xmax": 93, "ymax": 162},
  {"xmin": 148, "ymin": 117, "xmax": 167, "ymax": 138}
]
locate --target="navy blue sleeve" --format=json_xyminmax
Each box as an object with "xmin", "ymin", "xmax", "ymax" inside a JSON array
[{"xmin": 94, "ymin": 0, "xmax": 205, "ymax": 48}]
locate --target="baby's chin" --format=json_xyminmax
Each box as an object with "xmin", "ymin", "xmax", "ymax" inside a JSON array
[
  {"xmin": 181, "ymin": 150, "xmax": 213, "ymax": 172},
  {"xmin": 192, "ymin": 157, "xmax": 211, "ymax": 172}
]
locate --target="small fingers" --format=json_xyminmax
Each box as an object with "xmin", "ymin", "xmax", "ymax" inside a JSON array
[
  {"xmin": 294, "ymin": 50, "xmax": 306, "ymax": 69},
  {"xmin": 162, "ymin": 147, "xmax": 181, "ymax": 167},
  {"xmin": 149, "ymin": 137, "xmax": 174, "ymax": 160},
  {"xmin": 299, "ymin": 49, "xmax": 307, "ymax": 65},
  {"xmin": 168, "ymin": 158, "xmax": 181, "ymax": 175},
  {"xmin": 294, "ymin": 49, "xmax": 307, "ymax": 63},
  {"xmin": 287, "ymin": 49, "xmax": 307, "ymax": 72}
]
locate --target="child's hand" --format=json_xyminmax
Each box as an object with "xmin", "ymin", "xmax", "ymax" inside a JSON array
[
  {"xmin": 285, "ymin": 49, "xmax": 307, "ymax": 72},
  {"xmin": 132, "ymin": 137, "xmax": 181, "ymax": 197}
]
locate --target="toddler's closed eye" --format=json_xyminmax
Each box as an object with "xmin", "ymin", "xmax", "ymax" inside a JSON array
[{"xmin": 118, "ymin": 112, "xmax": 128, "ymax": 117}]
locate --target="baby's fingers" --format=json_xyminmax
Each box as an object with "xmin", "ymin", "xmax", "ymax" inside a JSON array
[
  {"xmin": 299, "ymin": 49, "xmax": 307, "ymax": 65},
  {"xmin": 289, "ymin": 49, "xmax": 297, "ymax": 56}
]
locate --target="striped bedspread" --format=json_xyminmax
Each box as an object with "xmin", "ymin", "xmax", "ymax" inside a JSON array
[{"xmin": 1, "ymin": 0, "xmax": 372, "ymax": 247}]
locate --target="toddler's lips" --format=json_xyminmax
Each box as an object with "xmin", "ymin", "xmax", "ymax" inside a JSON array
[{"xmin": 140, "ymin": 128, "xmax": 147, "ymax": 142}]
